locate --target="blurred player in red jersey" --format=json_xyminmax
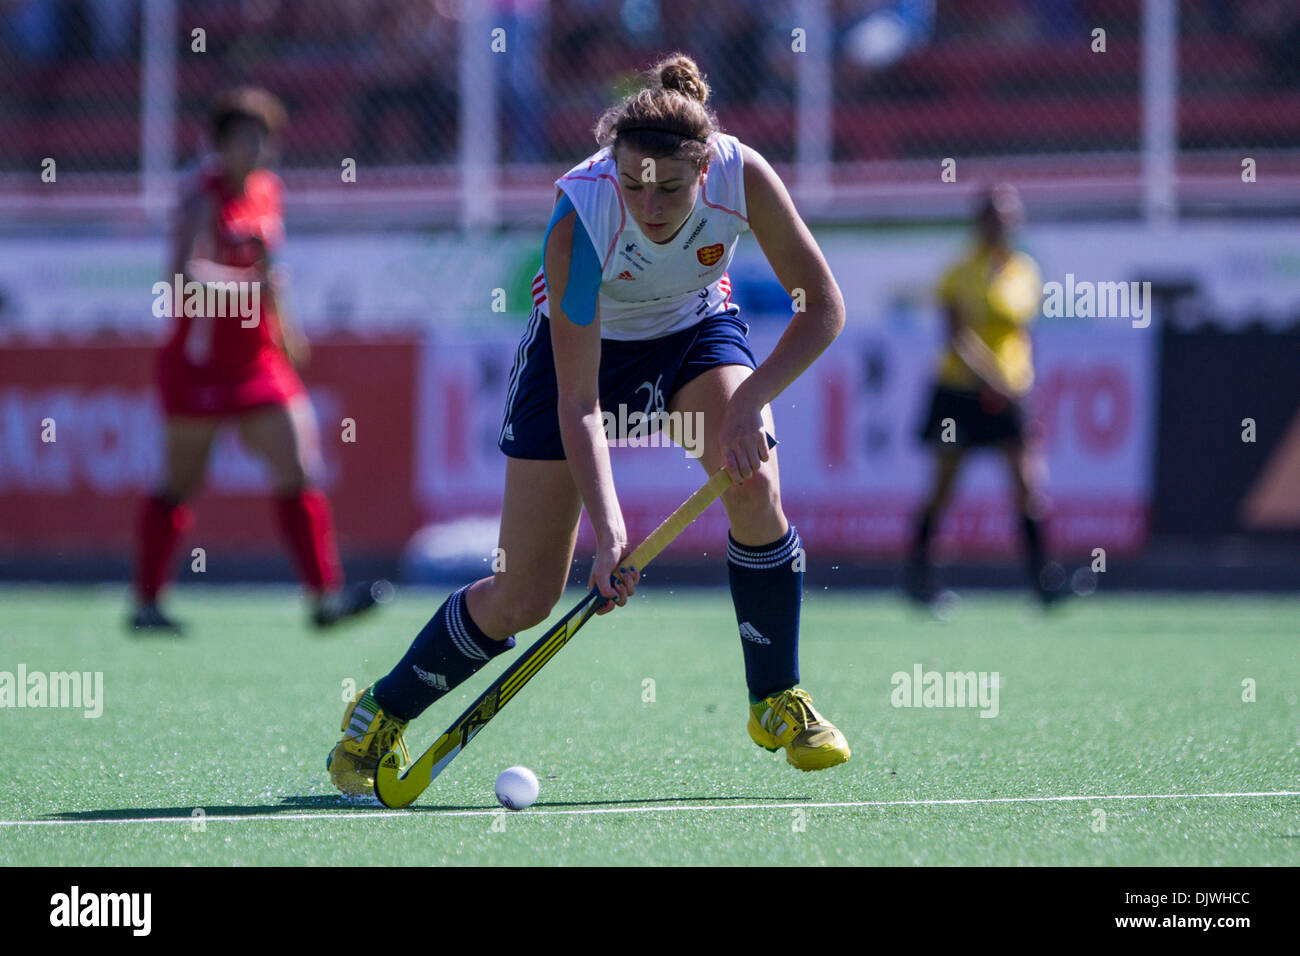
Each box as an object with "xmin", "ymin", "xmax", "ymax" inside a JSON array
[{"xmin": 130, "ymin": 87, "xmax": 387, "ymax": 634}]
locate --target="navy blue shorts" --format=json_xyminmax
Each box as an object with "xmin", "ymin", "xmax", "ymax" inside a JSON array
[{"xmin": 498, "ymin": 307, "xmax": 757, "ymax": 460}]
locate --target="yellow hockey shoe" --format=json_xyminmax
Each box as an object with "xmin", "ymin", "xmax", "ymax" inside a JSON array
[
  {"xmin": 748, "ymin": 688, "xmax": 851, "ymax": 772},
  {"xmin": 327, "ymin": 685, "xmax": 411, "ymax": 798}
]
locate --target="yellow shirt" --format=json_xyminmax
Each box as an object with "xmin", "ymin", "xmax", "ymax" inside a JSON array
[{"xmin": 936, "ymin": 245, "xmax": 1042, "ymax": 394}]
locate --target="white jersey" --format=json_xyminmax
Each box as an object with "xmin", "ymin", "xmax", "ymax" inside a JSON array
[{"xmin": 530, "ymin": 131, "xmax": 750, "ymax": 341}]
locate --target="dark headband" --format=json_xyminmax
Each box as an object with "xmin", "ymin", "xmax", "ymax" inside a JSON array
[{"xmin": 619, "ymin": 125, "xmax": 707, "ymax": 143}]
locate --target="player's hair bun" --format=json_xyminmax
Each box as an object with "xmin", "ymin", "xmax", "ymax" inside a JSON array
[
  {"xmin": 593, "ymin": 52, "xmax": 720, "ymax": 167},
  {"xmin": 655, "ymin": 54, "xmax": 710, "ymax": 106}
]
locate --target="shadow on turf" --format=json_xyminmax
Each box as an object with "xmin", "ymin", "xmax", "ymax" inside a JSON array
[{"xmin": 44, "ymin": 793, "xmax": 809, "ymax": 822}]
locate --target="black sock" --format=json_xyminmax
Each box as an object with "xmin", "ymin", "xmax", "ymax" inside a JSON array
[
  {"xmin": 907, "ymin": 509, "xmax": 937, "ymax": 597},
  {"xmin": 1020, "ymin": 513, "xmax": 1046, "ymax": 588},
  {"xmin": 911, "ymin": 509, "xmax": 935, "ymax": 566}
]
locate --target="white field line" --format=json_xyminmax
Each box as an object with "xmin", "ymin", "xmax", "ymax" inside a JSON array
[{"xmin": 0, "ymin": 790, "xmax": 1297, "ymax": 829}]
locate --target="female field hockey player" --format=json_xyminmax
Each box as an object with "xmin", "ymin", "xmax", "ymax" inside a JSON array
[
  {"xmin": 329, "ymin": 54, "xmax": 850, "ymax": 796},
  {"xmin": 130, "ymin": 86, "xmax": 385, "ymax": 634},
  {"xmin": 905, "ymin": 183, "xmax": 1066, "ymax": 607}
]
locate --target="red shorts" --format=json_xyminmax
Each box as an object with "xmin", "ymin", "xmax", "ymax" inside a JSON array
[{"xmin": 158, "ymin": 347, "xmax": 306, "ymax": 417}]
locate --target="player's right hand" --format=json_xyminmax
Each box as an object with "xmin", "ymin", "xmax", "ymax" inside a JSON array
[{"xmin": 589, "ymin": 536, "xmax": 640, "ymax": 615}]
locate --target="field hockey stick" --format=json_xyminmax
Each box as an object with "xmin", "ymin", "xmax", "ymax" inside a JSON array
[{"xmin": 374, "ymin": 435, "xmax": 776, "ymax": 808}]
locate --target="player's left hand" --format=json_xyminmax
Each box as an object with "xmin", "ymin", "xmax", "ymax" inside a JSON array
[{"xmin": 717, "ymin": 389, "xmax": 770, "ymax": 485}]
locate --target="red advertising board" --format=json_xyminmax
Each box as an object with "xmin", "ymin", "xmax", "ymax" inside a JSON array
[
  {"xmin": 0, "ymin": 337, "xmax": 419, "ymax": 558},
  {"xmin": 1, "ymin": 326, "xmax": 1154, "ymax": 567}
]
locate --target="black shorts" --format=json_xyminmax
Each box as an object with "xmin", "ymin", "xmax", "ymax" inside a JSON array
[{"xmin": 918, "ymin": 384, "xmax": 1026, "ymax": 449}]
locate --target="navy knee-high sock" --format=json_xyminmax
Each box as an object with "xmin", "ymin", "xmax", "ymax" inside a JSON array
[
  {"xmin": 373, "ymin": 584, "xmax": 515, "ymax": 721},
  {"xmin": 727, "ymin": 525, "xmax": 802, "ymax": 702}
]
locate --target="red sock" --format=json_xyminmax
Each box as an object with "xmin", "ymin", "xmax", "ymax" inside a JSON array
[
  {"xmin": 134, "ymin": 495, "xmax": 193, "ymax": 605},
  {"xmin": 274, "ymin": 488, "xmax": 344, "ymax": 595}
]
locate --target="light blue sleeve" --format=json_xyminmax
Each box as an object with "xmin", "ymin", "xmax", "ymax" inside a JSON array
[{"xmin": 541, "ymin": 192, "xmax": 601, "ymax": 326}]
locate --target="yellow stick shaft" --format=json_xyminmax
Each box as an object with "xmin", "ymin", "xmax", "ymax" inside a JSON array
[{"xmin": 622, "ymin": 466, "xmax": 734, "ymax": 572}]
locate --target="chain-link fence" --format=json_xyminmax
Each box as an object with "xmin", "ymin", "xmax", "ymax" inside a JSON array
[{"xmin": 2, "ymin": 0, "xmax": 1298, "ymax": 224}]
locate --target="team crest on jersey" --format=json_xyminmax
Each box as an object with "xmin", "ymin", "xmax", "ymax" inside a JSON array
[{"xmin": 697, "ymin": 243, "xmax": 725, "ymax": 267}]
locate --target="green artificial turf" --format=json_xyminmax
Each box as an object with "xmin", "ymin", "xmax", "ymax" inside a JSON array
[{"xmin": 1, "ymin": 584, "xmax": 1296, "ymax": 866}]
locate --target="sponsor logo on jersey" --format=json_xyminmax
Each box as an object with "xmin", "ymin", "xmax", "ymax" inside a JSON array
[
  {"xmin": 619, "ymin": 241, "xmax": 652, "ymax": 271},
  {"xmin": 697, "ymin": 243, "xmax": 725, "ymax": 267},
  {"xmin": 680, "ymin": 217, "xmax": 708, "ymax": 250},
  {"xmin": 616, "ymin": 270, "xmax": 636, "ymax": 281}
]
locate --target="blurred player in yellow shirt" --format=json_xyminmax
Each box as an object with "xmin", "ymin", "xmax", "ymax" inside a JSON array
[{"xmin": 907, "ymin": 184, "xmax": 1066, "ymax": 607}]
